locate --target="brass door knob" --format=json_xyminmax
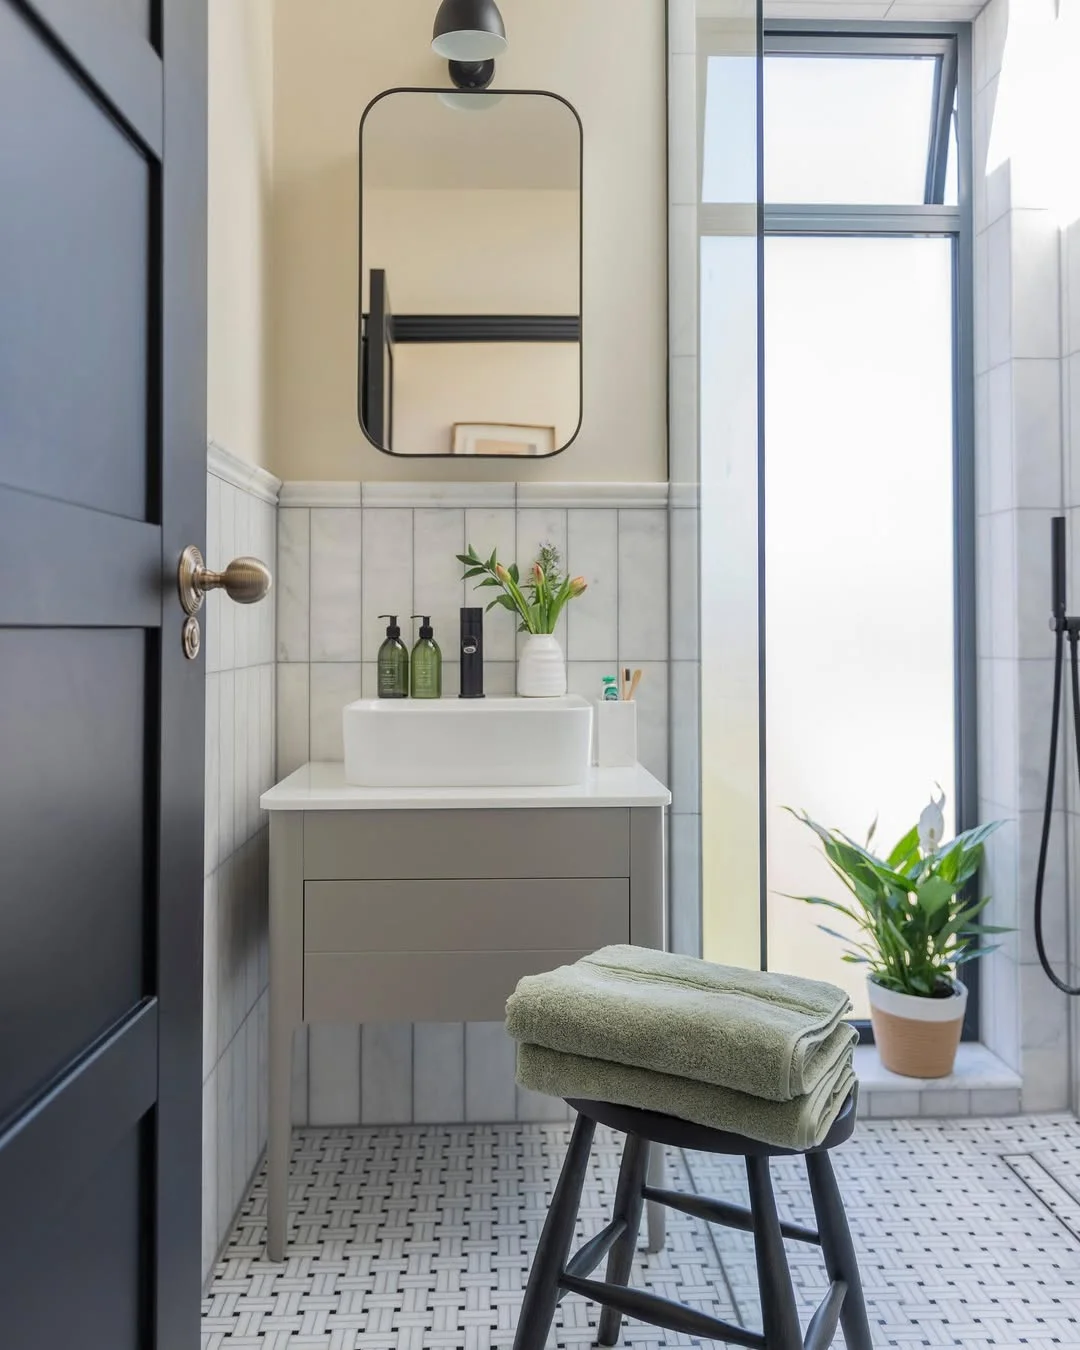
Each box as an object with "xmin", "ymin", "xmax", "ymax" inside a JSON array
[{"xmin": 178, "ymin": 545, "xmax": 272, "ymax": 616}]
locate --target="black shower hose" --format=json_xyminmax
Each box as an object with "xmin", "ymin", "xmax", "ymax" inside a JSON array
[{"xmin": 1034, "ymin": 622, "xmax": 1080, "ymax": 994}]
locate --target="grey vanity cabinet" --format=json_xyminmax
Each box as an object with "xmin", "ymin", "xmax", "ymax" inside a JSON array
[{"xmin": 263, "ymin": 785, "xmax": 668, "ymax": 1261}]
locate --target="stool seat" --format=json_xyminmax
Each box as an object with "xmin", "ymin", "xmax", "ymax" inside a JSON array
[{"xmin": 512, "ymin": 1090, "xmax": 872, "ymax": 1350}]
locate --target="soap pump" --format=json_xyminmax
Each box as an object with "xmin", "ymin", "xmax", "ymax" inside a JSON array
[
  {"xmin": 377, "ymin": 615, "xmax": 409, "ymax": 698},
  {"xmin": 410, "ymin": 615, "xmax": 442, "ymax": 699}
]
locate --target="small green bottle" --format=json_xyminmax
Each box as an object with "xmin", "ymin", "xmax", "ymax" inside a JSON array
[
  {"xmin": 377, "ymin": 615, "xmax": 409, "ymax": 698},
  {"xmin": 410, "ymin": 615, "xmax": 442, "ymax": 699}
]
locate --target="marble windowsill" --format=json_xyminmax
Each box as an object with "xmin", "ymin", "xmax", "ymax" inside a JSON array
[{"xmin": 856, "ymin": 1043, "xmax": 1023, "ymax": 1119}]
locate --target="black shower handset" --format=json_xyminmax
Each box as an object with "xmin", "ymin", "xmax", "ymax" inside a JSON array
[{"xmin": 1034, "ymin": 516, "xmax": 1080, "ymax": 994}]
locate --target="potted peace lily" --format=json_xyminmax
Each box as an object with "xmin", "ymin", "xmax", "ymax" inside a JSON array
[
  {"xmin": 458, "ymin": 541, "xmax": 586, "ymax": 696},
  {"xmin": 788, "ymin": 792, "xmax": 1008, "ymax": 1078}
]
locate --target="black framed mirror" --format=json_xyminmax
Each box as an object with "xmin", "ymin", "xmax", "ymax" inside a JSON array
[{"xmin": 358, "ymin": 87, "xmax": 583, "ymax": 458}]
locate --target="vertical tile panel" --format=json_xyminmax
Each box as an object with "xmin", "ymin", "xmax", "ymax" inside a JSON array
[
  {"xmin": 464, "ymin": 1022, "xmax": 518, "ymax": 1122},
  {"xmin": 245, "ymin": 1014, "xmax": 258, "ymax": 1185},
  {"xmin": 201, "ymin": 1078, "xmax": 218, "ymax": 1285},
  {"xmin": 626, "ymin": 660, "xmax": 669, "ymax": 783},
  {"xmin": 413, "ymin": 509, "xmax": 466, "ymax": 656},
  {"xmin": 217, "ymin": 482, "xmax": 237, "ymax": 672},
  {"xmin": 202, "ymin": 871, "xmax": 219, "ymax": 1081},
  {"xmin": 215, "ymin": 1041, "xmax": 234, "ymax": 1241},
  {"xmin": 669, "ymin": 660, "xmax": 700, "ymax": 813},
  {"xmin": 516, "ymin": 508, "xmax": 568, "ymax": 647},
  {"xmin": 361, "ymin": 509, "xmax": 414, "ymax": 662},
  {"xmin": 230, "ymin": 1023, "xmax": 247, "ymax": 1214},
  {"xmin": 246, "ymin": 666, "xmax": 262, "ymax": 842},
  {"xmin": 464, "ymin": 507, "xmax": 517, "ymax": 660},
  {"xmin": 218, "ymin": 669, "xmax": 236, "ymax": 861},
  {"xmin": 361, "ymin": 1023, "xmax": 413, "ymax": 1124},
  {"xmin": 413, "ymin": 1023, "xmax": 465, "ymax": 1123},
  {"xmin": 618, "ymin": 510, "xmax": 668, "ymax": 662},
  {"xmin": 233, "ymin": 666, "xmax": 249, "ymax": 848},
  {"xmin": 277, "ymin": 508, "xmax": 310, "ymax": 662},
  {"xmin": 565, "ymin": 509, "xmax": 618, "ymax": 662},
  {"xmin": 670, "ymin": 813, "xmax": 702, "ymax": 957},
  {"xmin": 309, "ymin": 663, "xmax": 364, "ymax": 760},
  {"xmin": 310, "ymin": 508, "xmax": 364, "ymax": 661},
  {"xmin": 516, "ymin": 1082, "xmax": 571, "ymax": 1123},
  {"xmin": 205, "ymin": 671, "xmax": 220, "ymax": 874},
  {"xmin": 669, "ymin": 508, "xmax": 699, "ymax": 662},
  {"xmin": 308, "ymin": 1024, "xmax": 362, "ymax": 1125},
  {"xmin": 276, "ymin": 662, "xmax": 309, "ymax": 777}
]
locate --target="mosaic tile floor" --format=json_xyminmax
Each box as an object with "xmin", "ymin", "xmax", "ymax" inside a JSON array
[{"xmin": 203, "ymin": 1114, "xmax": 1080, "ymax": 1348}]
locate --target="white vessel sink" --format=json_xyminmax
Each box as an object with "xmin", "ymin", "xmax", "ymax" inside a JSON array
[{"xmin": 342, "ymin": 695, "xmax": 594, "ymax": 788}]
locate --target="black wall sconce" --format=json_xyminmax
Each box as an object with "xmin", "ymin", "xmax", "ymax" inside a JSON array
[{"xmin": 431, "ymin": 0, "xmax": 507, "ymax": 90}]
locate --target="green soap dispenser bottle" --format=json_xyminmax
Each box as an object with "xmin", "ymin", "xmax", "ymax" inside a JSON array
[
  {"xmin": 377, "ymin": 615, "xmax": 409, "ymax": 698},
  {"xmin": 410, "ymin": 615, "xmax": 442, "ymax": 699}
]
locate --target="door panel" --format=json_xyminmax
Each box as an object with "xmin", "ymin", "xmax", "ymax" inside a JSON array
[
  {"xmin": 0, "ymin": 1, "xmax": 150, "ymax": 520},
  {"xmin": 0, "ymin": 0, "xmax": 206, "ymax": 1345},
  {"xmin": 0, "ymin": 630, "xmax": 146, "ymax": 1123},
  {"xmin": 5, "ymin": 1127, "xmax": 148, "ymax": 1349}
]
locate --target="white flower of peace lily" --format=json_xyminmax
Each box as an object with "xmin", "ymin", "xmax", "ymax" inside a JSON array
[{"xmin": 917, "ymin": 788, "xmax": 947, "ymax": 856}]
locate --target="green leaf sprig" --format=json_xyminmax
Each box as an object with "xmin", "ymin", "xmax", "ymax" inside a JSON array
[{"xmin": 457, "ymin": 541, "xmax": 587, "ymax": 635}]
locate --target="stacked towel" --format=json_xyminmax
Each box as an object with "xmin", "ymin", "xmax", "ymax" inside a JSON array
[{"xmin": 506, "ymin": 946, "xmax": 858, "ymax": 1151}]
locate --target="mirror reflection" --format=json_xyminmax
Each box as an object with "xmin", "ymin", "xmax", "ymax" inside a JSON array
[{"xmin": 359, "ymin": 89, "xmax": 582, "ymax": 457}]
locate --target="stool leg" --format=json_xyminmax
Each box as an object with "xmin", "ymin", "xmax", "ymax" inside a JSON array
[
  {"xmin": 514, "ymin": 1112, "xmax": 597, "ymax": 1350},
  {"xmin": 597, "ymin": 1133, "xmax": 650, "ymax": 1346},
  {"xmin": 805, "ymin": 1152, "xmax": 874, "ymax": 1350},
  {"xmin": 745, "ymin": 1155, "xmax": 802, "ymax": 1350},
  {"xmin": 645, "ymin": 1143, "xmax": 667, "ymax": 1253}
]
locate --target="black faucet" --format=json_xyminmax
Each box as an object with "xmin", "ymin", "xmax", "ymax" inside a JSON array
[{"xmin": 459, "ymin": 607, "xmax": 485, "ymax": 698}]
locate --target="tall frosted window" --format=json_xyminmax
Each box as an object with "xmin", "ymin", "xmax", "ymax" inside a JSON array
[{"xmin": 763, "ymin": 236, "xmax": 956, "ymax": 1015}]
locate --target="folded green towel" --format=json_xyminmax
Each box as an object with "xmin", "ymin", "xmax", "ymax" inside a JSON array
[
  {"xmin": 516, "ymin": 1041, "xmax": 857, "ymax": 1152},
  {"xmin": 506, "ymin": 945, "xmax": 856, "ymax": 1103}
]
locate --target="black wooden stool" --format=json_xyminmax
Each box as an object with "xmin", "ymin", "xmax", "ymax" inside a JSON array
[{"xmin": 513, "ymin": 1091, "xmax": 872, "ymax": 1350}]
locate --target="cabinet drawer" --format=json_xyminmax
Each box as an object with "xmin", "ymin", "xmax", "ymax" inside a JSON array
[
  {"xmin": 304, "ymin": 878, "xmax": 629, "ymax": 953},
  {"xmin": 304, "ymin": 950, "xmax": 600, "ymax": 1023},
  {"xmin": 303, "ymin": 809, "xmax": 629, "ymax": 880}
]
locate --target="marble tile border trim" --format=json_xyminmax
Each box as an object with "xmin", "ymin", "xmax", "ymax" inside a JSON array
[
  {"xmin": 278, "ymin": 481, "xmax": 670, "ymax": 510},
  {"xmin": 208, "ymin": 439, "xmax": 282, "ymax": 506}
]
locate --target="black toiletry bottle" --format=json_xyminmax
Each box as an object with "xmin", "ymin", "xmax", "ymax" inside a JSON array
[{"xmin": 459, "ymin": 607, "xmax": 485, "ymax": 698}]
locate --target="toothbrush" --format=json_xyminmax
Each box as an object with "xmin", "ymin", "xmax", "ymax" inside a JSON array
[{"xmin": 628, "ymin": 669, "xmax": 643, "ymax": 701}]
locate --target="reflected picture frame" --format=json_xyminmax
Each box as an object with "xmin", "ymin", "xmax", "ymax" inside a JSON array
[{"xmin": 451, "ymin": 422, "xmax": 556, "ymax": 457}]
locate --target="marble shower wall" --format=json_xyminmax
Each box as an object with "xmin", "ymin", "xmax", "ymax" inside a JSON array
[
  {"xmin": 274, "ymin": 481, "xmax": 671, "ymax": 1126},
  {"xmin": 201, "ymin": 445, "xmax": 280, "ymax": 1285}
]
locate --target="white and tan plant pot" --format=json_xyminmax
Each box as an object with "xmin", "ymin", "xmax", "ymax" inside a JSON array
[
  {"xmin": 867, "ymin": 977, "xmax": 968, "ymax": 1079},
  {"xmin": 517, "ymin": 633, "xmax": 567, "ymax": 697}
]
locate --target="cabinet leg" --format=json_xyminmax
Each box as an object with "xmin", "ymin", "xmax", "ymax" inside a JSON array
[{"xmin": 266, "ymin": 1018, "xmax": 293, "ymax": 1262}]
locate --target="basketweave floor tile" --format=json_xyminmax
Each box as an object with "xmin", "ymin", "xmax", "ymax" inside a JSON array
[{"xmin": 203, "ymin": 1115, "xmax": 1080, "ymax": 1348}]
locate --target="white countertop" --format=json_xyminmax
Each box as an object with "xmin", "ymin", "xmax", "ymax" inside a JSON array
[{"xmin": 260, "ymin": 761, "xmax": 671, "ymax": 811}]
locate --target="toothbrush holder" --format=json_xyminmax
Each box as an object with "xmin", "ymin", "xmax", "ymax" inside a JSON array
[{"xmin": 594, "ymin": 698, "xmax": 638, "ymax": 769}]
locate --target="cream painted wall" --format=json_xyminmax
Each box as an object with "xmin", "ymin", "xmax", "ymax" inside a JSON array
[
  {"xmin": 208, "ymin": 0, "xmax": 274, "ymax": 469},
  {"xmin": 364, "ymin": 187, "xmax": 580, "ymax": 453},
  {"xmin": 270, "ymin": 0, "xmax": 667, "ymax": 482}
]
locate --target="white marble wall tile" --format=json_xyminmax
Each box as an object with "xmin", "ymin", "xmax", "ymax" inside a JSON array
[
  {"xmin": 245, "ymin": 668, "xmax": 262, "ymax": 842},
  {"xmin": 1011, "ymin": 210, "xmax": 1061, "ymax": 361},
  {"xmin": 412, "ymin": 1023, "xmax": 465, "ymax": 1123},
  {"xmin": 566, "ymin": 510, "xmax": 618, "ymax": 662},
  {"xmin": 1012, "ymin": 362, "xmax": 1063, "ymax": 509},
  {"xmin": 201, "ymin": 1080, "xmax": 217, "ymax": 1285},
  {"xmin": 988, "ymin": 511, "xmax": 1016, "ymax": 659},
  {"xmin": 360, "ymin": 1024, "xmax": 413, "ymax": 1124},
  {"xmin": 464, "ymin": 1022, "xmax": 518, "ymax": 1122},
  {"xmin": 986, "ymin": 214, "xmax": 1012, "ymax": 371},
  {"xmin": 413, "ymin": 508, "xmax": 466, "ymax": 656},
  {"xmin": 232, "ymin": 670, "xmax": 249, "ymax": 848},
  {"xmin": 218, "ymin": 670, "xmax": 236, "ymax": 860},
  {"xmin": 986, "ymin": 362, "xmax": 1013, "ymax": 513},
  {"xmin": 627, "ymin": 661, "xmax": 669, "ymax": 783},
  {"xmin": 205, "ymin": 673, "xmax": 220, "ymax": 874},
  {"xmin": 618, "ymin": 510, "xmax": 669, "ymax": 663},
  {"xmin": 308, "ymin": 1024, "xmax": 361, "ymax": 1125},
  {"xmin": 1019, "ymin": 807, "xmax": 1066, "ymax": 965},
  {"xmin": 669, "ymin": 660, "xmax": 700, "ymax": 814},
  {"xmin": 203, "ymin": 870, "xmax": 219, "ymax": 1081},
  {"xmin": 276, "ymin": 509, "xmax": 310, "ymax": 662},
  {"xmin": 1015, "ymin": 509, "xmax": 1059, "ymax": 658},
  {"xmin": 276, "ymin": 662, "xmax": 309, "ymax": 778},
  {"xmin": 669, "ymin": 357, "xmax": 699, "ymax": 490},
  {"xmin": 1016, "ymin": 658, "xmax": 1057, "ymax": 807},
  {"xmin": 215, "ymin": 1046, "xmax": 234, "ymax": 1242},
  {"xmin": 464, "ymin": 507, "xmax": 518, "ymax": 660},
  {"xmin": 516, "ymin": 508, "xmax": 569, "ymax": 649},
  {"xmin": 361, "ymin": 509, "xmax": 414, "ymax": 661},
  {"xmin": 309, "ymin": 663, "xmax": 363, "ymax": 760},
  {"xmin": 669, "ymin": 509, "xmax": 699, "ymax": 662},
  {"xmin": 669, "ymin": 812, "xmax": 701, "ymax": 957},
  {"xmin": 310, "ymin": 509, "xmax": 363, "ymax": 661},
  {"xmin": 989, "ymin": 658, "xmax": 1019, "ymax": 810}
]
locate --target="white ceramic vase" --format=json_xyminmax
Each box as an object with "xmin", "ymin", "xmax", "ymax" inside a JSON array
[{"xmin": 517, "ymin": 633, "xmax": 567, "ymax": 697}]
